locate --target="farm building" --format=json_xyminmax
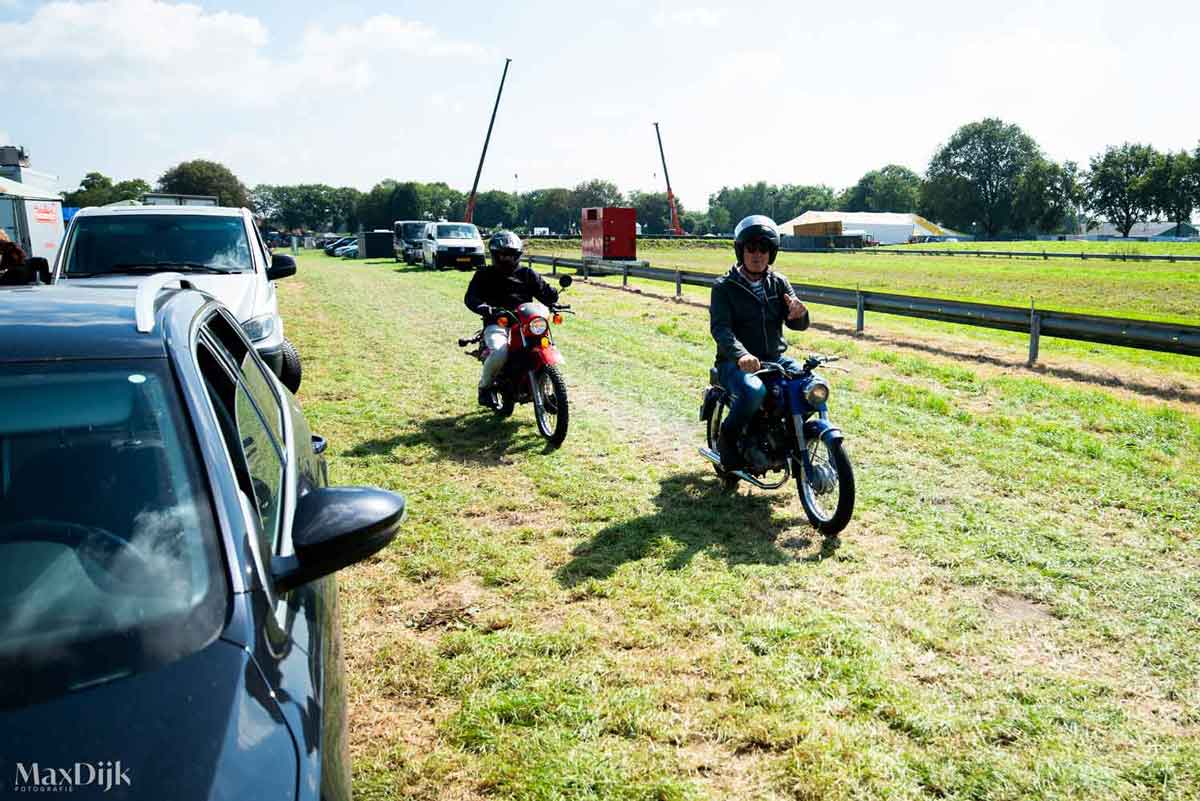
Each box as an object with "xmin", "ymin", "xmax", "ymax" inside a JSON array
[
  {"xmin": 1086, "ymin": 221, "xmax": 1198, "ymax": 240},
  {"xmin": 774, "ymin": 211, "xmax": 963, "ymax": 245}
]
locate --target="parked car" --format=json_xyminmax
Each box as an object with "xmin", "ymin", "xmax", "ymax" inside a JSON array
[
  {"xmin": 323, "ymin": 236, "xmax": 356, "ymax": 256},
  {"xmin": 393, "ymin": 220, "xmax": 427, "ymax": 265},
  {"xmin": 339, "ymin": 243, "xmax": 359, "ymax": 259},
  {"xmin": 421, "ymin": 221, "xmax": 486, "ymax": 270},
  {"xmin": 333, "ymin": 241, "xmax": 357, "ymax": 258},
  {"xmin": 0, "ymin": 278, "xmax": 406, "ymax": 800},
  {"xmin": 51, "ymin": 205, "xmax": 304, "ymax": 392}
]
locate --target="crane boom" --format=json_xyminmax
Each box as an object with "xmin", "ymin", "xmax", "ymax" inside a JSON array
[
  {"xmin": 653, "ymin": 122, "xmax": 683, "ymax": 236},
  {"xmin": 465, "ymin": 58, "xmax": 512, "ymax": 224}
]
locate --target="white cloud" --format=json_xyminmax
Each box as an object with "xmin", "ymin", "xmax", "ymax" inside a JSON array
[
  {"xmin": 652, "ymin": 7, "xmax": 729, "ymax": 28},
  {"xmin": 0, "ymin": 1, "xmax": 487, "ymax": 109}
]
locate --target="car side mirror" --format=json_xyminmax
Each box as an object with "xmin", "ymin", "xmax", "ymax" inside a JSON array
[
  {"xmin": 270, "ymin": 486, "xmax": 405, "ymax": 593},
  {"xmin": 268, "ymin": 253, "xmax": 297, "ymax": 281},
  {"xmin": 26, "ymin": 257, "xmax": 51, "ymax": 284},
  {"xmin": 558, "ymin": 274, "xmax": 573, "ymax": 288}
]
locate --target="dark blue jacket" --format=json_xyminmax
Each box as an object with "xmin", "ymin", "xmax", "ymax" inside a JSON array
[{"xmin": 709, "ymin": 265, "xmax": 809, "ymax": 364}]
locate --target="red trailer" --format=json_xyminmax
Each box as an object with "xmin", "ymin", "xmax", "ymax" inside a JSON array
[{"xmin": 581, "ymin": 207, "xmax": 637, "ymax": 260}]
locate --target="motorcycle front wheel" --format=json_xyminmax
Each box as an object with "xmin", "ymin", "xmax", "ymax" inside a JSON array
[
  {"xmin": 531, "ymin": 365, "xmax": 569, "ymax": 446},
  {"xmin": 796, "ymin": 437, "xmax": 855, "ymax": 535}
]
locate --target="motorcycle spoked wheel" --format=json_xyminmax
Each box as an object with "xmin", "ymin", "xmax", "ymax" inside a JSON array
[
  {"xmin": 705, "ymin": 397, "xmax": 740, "ymax": 491},
  {"xmin": 530, "ymin": 365, "xmax": 569, "ymax": 446},
  {"xmin": 796, "ymin": 436, "xmax": 855, "ymax": 536}
]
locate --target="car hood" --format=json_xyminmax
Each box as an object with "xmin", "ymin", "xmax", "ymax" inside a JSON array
[
  {"xmin": 63, "ymin": 273, "xmax": 264, "ymax": 322},
  {"xmin": 0, "ymin": 638, "xmax": 297, "ymax": 801}
]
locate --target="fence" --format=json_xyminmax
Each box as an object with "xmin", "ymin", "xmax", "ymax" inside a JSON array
[
  {"xmin": 525, "ymin": 255, "xmax": 1200, "ymax": 365},
  {"xmin": 789, "ymin": 247, "xmax": 1200, "ymax": 263}
]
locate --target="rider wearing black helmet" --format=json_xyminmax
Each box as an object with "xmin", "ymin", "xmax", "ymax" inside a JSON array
[
  {"xmin": 464, "ymin": 230, "xmax": 560, "ymax": 407},
  {"xmin": 709, "ymin": 214, "xmax": 809, "ymax": 470}
]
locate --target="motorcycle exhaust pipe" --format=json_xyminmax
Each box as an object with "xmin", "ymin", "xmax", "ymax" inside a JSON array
[{"xmin": 698, "ymin": 447, "xmax": 791, "ymax": 490}]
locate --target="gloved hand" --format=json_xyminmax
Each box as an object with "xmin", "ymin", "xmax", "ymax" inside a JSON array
[{"xmin": 477, "ymin": 304, "xmax": 493, "ymax": 319}]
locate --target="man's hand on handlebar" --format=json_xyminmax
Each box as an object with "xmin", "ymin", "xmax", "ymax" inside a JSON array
[{"xmin": 738, "ymin": 354, "xmax": 761, "ymax": 373}]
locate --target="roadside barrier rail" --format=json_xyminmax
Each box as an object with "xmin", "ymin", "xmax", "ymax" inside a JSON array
[{"xmin": 525, "ymin": 254, "xmax": 1200, "ymax": 365}]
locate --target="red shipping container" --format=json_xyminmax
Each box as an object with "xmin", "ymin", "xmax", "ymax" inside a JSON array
[{"xmin": 581, "ymin": 207, "xmax": 637, "ymax": 260}]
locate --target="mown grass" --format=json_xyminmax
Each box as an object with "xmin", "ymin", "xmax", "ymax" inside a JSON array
[
  {"xmin": 526, "ymin": 241, "xmax": 1200, "ymax": 325},
  {"xmin": 282, "ymin": 253, "xmax": 1199, "ymax": 801},
  {"xmin": 894, "ymin": 240, "xmax": 1200, "ymax": 257}
]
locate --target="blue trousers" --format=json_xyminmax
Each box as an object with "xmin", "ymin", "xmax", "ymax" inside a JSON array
[{"xmin": 717, "ymin": 356, "xmax": 802, "ymax": 435}]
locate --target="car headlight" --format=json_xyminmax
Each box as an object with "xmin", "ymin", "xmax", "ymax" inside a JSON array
[
  {"xmin": 527, "ymin": 317, "xmax": 548, "ymax": 336},
  {"xmin": 242, "ymin": 314, "xmax": 278, "ymax": 342},
  {"xmin": 474, "ymin": 245, "xmax": 485, "ymax": 254},
  {"xmin": 805, "ymin": 381, "xmax": 830, "ymax": 405}
]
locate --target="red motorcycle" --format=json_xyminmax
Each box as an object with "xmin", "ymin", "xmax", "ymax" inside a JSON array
[{"xmin": 458, "ymin": 274, "xmax": 574, "ymax": 446}]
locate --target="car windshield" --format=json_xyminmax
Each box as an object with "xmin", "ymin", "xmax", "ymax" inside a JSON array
[
  {"xmin": 63, "ymin": 214, "xmax": 252, "ymax": 276},
  {"xmin": 402, "ymin": 223, "xmax": 425, "ymax": 239},
  {"xmin": 437, "ymin": 224, "xmax": 478, "ymax": 240},
  {"xmin": 0, "ymin": 360, "xmax": 226, "ymax": 706}
]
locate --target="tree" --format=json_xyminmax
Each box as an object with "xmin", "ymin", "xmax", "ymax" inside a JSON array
[
  {"xmin": 924, "ymin": 118, "xmax": 1041, "ymax": 238},
  {"xmin": 525, "ymin": 188, "xmax": 574, "ymax": 233},
  {"xmin": 330, "ymin": 186, "xmax": 363, "ymax": 232},
  {"xmin": 775, "ymin": 184, "xmax": 836, "ymax": 221},
  {"xmin": 356, "ymin": 180, "xmax": 399, "ymax": 230},
  {"xmin": 157, "ymin": 159, "xmax": 252, "ymax": 208},
  {"xmin": 1085, "ymin": 143, "xmax": 1158, "ymax": 237},
  {"xmin": 473, "ymin": 190, "xmax": 518, "ymax": 229},
  {"xmin": 421, "ymin": 182, "xmax": 466, "ymax": 221},
  {"xmin": 840, "ymin": 165, "xmax": 922, "ymax": 213},
  {"xmin": 390, "ymin": 182, "xmax": 423, "ymax": 222},
  {"xmin": 63, "ymin": 172, "xmax": 115, "ymax": 207},
  {"xmin": 569, "ymin": 179, "xmax": 624, "ymax": 212},
  {"xmin": 706, "ymin": 206, "xmax": 731, "ymax": 235},
  {"xmin": 111, "ymin": 178, "xmax": 151, "ymax": 204},
  {"xmin": 1013, "ymin": 158, "xmax": 1084, "ymax": 235},
  {"xmin": 1147, "ymin": 149, "xmax": 1197, "ymax": 234},
  {"xmin": 629, "ymin": 191, "xmax": 685, "ymax": 234}
]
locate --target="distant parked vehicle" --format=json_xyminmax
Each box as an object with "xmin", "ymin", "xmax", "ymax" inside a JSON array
[
  {"xmin": 323, "ymin": 236, "xmax": 356, "ymax": 256},
  {"xmin": 394, "ymin": 220, "xmax": 427, "ymax": 264},
  {"xmin": 422, "ymin": 222, "xmax": 485, "ymax": 270},
  {"xmin": 339, "ymin": 243, "xmax": 359, "ymax": 259}
]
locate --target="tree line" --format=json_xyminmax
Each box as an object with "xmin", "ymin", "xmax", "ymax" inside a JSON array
[{"xmin": 63, "ymin": 120, "xmax": 1199, "ymax": 240}]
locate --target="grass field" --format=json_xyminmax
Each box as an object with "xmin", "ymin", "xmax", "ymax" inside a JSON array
[
  {"xmin": 893, "ymin": 240, "xmax": 1200, "ymax": 257},
  {"xmin": 281, "ymin": 252, "xmax": 1199, "ymax": 800},
  {"xmin": 526, "ymin": 241, "xmax": 1200, "ymax": 326}
]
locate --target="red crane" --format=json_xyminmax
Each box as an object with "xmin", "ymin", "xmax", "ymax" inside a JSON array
[
  {"xmin": 653, "ymin": 122, "xmax": 683, "ymax": 236},
  {"xmin": 465, "ymin": 58, "xmax": 512, "ymax": 224}
]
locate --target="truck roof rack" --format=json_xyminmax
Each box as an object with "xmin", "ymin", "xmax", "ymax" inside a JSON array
[{"xmin": 135, "ymin": 272, "xmax": 194, "ymax": 333}]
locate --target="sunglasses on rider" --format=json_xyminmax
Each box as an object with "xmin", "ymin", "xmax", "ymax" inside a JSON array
[{"xmin": 743, "ymin": 241, "xmax": 772, "ymax": 254}]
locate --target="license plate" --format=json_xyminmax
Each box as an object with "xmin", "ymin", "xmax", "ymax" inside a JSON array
[{"xmin": 456, "ymin": 257, "xmax": 471, "ymax": 263}]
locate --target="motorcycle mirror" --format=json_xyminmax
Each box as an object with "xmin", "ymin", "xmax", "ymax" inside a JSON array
[{"xmin": 558, "ymin": 274, "xmax": 573, "ymax": 288}]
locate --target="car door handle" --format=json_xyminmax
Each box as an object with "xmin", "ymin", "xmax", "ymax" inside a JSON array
[{"xmin": 311, "ymin": 435, "xmax": 328, "ymax": 455}]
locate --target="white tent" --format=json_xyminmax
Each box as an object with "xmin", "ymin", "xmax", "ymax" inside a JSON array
[{"xmin": 776, "ymin": 211, "xmax": 952, "ymax": 245}]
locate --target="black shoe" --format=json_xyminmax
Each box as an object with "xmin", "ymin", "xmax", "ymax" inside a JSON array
[
  {"xmin": 478, "ymin": 387, "xmax": 496, "ymax": 408},
  {"xmin": 717, "ymin": 426, "xmax": 744, "ymax": 471}
]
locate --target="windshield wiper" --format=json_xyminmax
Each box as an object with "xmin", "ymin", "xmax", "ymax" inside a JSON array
[{"xmin": 110, "ymin": 262, "xmax": 241, "ymax": 274}]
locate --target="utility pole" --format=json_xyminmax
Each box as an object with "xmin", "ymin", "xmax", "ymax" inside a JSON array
[{"xmin": 465, "ymin": 58, "xmax": 511, "ymax": 224}]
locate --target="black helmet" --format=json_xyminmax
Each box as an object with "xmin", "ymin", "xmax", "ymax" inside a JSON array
[
  {"xmin": 733, "ymin": 214, "xmax": 780, "ymax": 265},
  {"xmin": 488, "ymin": 230, "xmax": 524, "ymax": 258}
]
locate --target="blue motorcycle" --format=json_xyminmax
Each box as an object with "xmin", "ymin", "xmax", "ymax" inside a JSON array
[{"xmin": 699, "ymin": 356, "xmax": 855, "ymax": 535}]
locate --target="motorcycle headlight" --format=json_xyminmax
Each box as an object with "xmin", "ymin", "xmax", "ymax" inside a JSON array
[
  {"xmin": 242, "ymin": 314, "xmax": 277, "ymax": 343},
  {"xmin": 805, "ymin": 381, "xmax": 830, "ymax": 405},
  {"xmin": 527, "ymin": 317, "xmax": 548, "ymax": 336}
]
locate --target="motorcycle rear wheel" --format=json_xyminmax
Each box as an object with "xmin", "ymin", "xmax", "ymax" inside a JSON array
[
  {"xmin": 705, "ymin": 398, "xmax": 740, "ymax": 491},
  {"xmin": 796, "ymin": 438, "xmax": 855, "ymax": 535},
  {"xmin": 531, "ymin": 365, "xmax": 569, "ymax": 446}
]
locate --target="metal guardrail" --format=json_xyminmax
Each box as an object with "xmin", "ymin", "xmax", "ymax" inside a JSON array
[
  {"xmin": 788, "ymin": 247, "xmax": 1200, "ymax": 263},
  {"xmin": 526, "ymin": 254, "xmax": 1200, "ymax": 364}
]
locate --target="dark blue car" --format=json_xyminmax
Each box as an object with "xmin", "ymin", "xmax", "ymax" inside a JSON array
[{"xmin": 0, "ymin": 274, "xmax": 405, "ymax": 800}]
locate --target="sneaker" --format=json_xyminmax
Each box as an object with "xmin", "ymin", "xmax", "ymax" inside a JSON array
[
  {"xmin": 717, "ymin": 425, "xmax": 744, "ymax": 471},
  {"xmin": 477, "ymin": 387, "xmax": 496, "ymax": 408}
]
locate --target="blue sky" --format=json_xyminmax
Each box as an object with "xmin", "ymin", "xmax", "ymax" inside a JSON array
[{"xmin": 1, "ymin": 0, "xmax": 1196, "ymax": 210}]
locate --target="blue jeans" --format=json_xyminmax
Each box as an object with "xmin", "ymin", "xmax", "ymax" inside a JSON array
[{"xmin": 717, "ymin": 356, "xmax": 802, "ymax": 435}]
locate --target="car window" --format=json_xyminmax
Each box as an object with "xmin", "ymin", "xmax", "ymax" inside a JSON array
[
  {"xmin": 0, "ymin": 359, "xmax": 226, "ymax": 706},
  {"xmin": 63, "ymin": 214, "xmax": 253, "ymax": 276},
  {"xmin": 402, "ymin": 223, "xmax": 425, "ymax": 239},
  {"xmin": 436, "ymin": 224, "xmax": 478, "ymax": 239},
  {"xmin": 197, "ymin": 315, "xmax": 287, "ymax": 557}
]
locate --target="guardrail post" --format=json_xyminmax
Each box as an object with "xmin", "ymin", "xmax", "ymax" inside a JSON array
[
  {"xmin": 623, "ymin": 263, "xmax": 629, "ymax": 287},
  {"xmin": 674, "ymin": 268, "xmax": 682, "ymax": 299},
  {"xmin": 551, "ymin": 257, "xmax": 558, "ymax": 275},
  {"xmin": 856, "ymin": 289, "xmax": 865, "ymax": 335},
  {"xmin": 1028, "ymin": 299, "xmax": 1041, "ymax": 366},
  {"xmin": 583, "ymin": 259, "xmax": 590, "ymax": 280}
]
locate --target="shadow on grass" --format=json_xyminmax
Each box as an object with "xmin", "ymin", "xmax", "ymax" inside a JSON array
[
  {"xmin": 557, "ymin": 471, "xmax": 839, "ymax": 586},
  {"xmin": 345, "ymin": 410, "xmax": 544, "ymax": 465}
]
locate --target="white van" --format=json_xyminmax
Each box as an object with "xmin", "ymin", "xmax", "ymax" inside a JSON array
[
  {"xmin": 421, "ymin": 221, "xmax": 486, "ymax": 271},
  {"xmin": 52, "ymin": 205, "xmax": 303, "ymax": 390}
]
